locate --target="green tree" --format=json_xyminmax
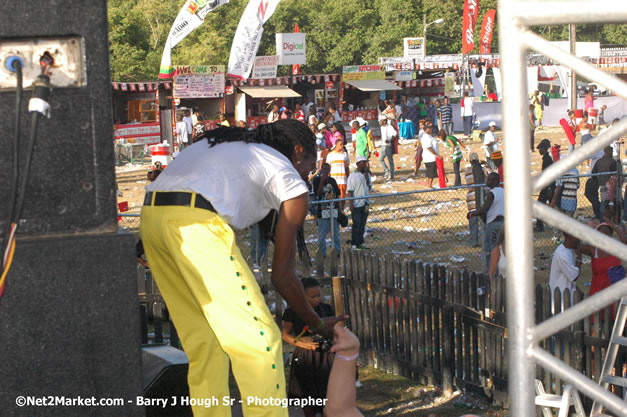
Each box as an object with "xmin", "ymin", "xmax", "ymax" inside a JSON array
[{"xmin": 108, "ymin": 0, "xmax": 626, "ymax": 81}]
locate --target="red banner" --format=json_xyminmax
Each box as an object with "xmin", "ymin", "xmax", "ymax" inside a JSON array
[
  {"xmin": 479, "ymin": 9, "xmax": 496, "ymax": 54},
  {"xmin": 292, "ymin": 23, "xmax": 301, "ymax": 75},
  {"xmin": 462, "ymin": 0, "xmax": 479, "ymax": 54}
]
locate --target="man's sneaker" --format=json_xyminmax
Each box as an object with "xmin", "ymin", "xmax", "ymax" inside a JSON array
[
  {"xmin": 358, "ymin": 245, "xmax": 370, "ymax": 250},
  {"xmin": 351, "ymin": 245, "xmax": 358, "ymax": 249}
]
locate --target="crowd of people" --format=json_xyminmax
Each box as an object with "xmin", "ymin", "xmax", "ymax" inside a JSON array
[{"xmin": 139, "ymin": 83, "xmax": 626, "ymax": 416}]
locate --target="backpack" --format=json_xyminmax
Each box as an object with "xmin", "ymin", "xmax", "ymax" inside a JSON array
[{"xmin": 542, "ymin": 93, "xmax": 550, "ymax": 107}]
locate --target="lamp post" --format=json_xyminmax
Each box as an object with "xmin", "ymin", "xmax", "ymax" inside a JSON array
[{"xmin": 423, "ymin": 14, "xmax": 444, "ymax": 57}]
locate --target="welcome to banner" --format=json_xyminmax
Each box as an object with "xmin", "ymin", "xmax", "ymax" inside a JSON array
[
  {"xmin": 159, "ymin": 0, "xmax": 230, "ymax": 79},
  {"xmin": 227, "ymin": 0, "xmax": 282, "ymax": 80}
]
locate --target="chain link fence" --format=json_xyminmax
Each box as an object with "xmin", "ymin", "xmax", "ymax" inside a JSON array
[{"xmin": 119, "ymin": 171, "xmax": 621, "ymax": 284}]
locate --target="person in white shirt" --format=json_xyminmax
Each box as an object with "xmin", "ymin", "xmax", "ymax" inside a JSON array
[
  {"xmin": 483, "ymin": 121, "xmax": 499, "ymax": 170},
  {"xmin": 378, "ymin": 116, "xmax": 397, "ymax": 180},
  {"xmin": 468, "ymin": 173, "xmax": 505, "ymax": 273},
  {"xmin": 347, "ymin": 156, "xmax": 372, "ymax": 249},
  {"xmin": 183, "ymin": 110, "xmax": 194, "ymax": 145},
  {"xmin": 549, "ymin": 233, "xmax": 582, "ymax": 313},
  {"xmin": 421, "ymin": 123, "xmax": 441, "ymax": 188},
  {"xmin": 267, "ymin": 103, "xmax": 280, "ymax": 123},
  {"xmin": 461, "ymin": 91, "xmax": 474, "ymax": 137},
  {"xmin": 141, "ymin": 120, "xmax": 344, "ymax": 417},
  {"xmin": 175, "ymin": 115, "xmax": 189, "ymax": 151}
]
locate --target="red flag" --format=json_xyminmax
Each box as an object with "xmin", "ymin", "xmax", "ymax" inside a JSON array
[
  {"xmin": 292, "ymin": 23, "xmax": 301, "ymax": 75},
  {"xmin": 479, "ymin": 9, "xmax": 496, "ymax": 54},
  {"xmin": 462, "ymin": 0, "xmax": 479, "ymax": 54}
]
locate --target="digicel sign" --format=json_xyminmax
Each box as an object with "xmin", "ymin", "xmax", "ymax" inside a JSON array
[
  {"xmin": 283, "ymin": 42, "xmax": 305, "ymax": 52},
  {"xmin": 276, "ymin": 33, "xmax": 306, "ymax": 65}
]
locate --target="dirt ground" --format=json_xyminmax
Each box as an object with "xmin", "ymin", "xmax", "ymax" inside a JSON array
[{"xmin": 117, "ymin": 125, "xmax": 603, "ymax": 289}]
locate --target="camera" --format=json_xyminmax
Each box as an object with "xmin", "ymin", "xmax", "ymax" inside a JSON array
[{"xmin": 312, "ymin": 334, "xmax": 332, "ymax": 353}]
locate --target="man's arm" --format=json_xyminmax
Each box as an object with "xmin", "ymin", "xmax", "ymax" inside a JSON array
[
  {"xmin": 272, "ymin": 194, "xmax": 343, "ymax": 337},
  {"xmin": 550, "ymin": 185, "xmax": 562, "ymax": 208},
  {"xmin": 471, "ymin": 190, "xmax": 494, "ymax": 218}
]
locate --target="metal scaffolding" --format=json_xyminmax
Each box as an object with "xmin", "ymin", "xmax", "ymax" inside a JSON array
[{"xmin": 498, "ymin": 1, "xmax": 627, "ymax": 416}]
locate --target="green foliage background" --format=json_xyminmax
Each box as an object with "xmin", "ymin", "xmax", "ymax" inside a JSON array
[{"xmin": 108, "ymin": 0, "xmax": 626, "ymax": 81}]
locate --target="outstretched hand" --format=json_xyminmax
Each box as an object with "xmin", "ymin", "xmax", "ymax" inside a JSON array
[{"xmin": 330, "ymin": 324, "xmax": 360, "ymax": 356}]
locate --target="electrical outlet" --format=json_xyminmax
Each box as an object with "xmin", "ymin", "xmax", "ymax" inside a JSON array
[{"xmin": 0, "ymin": 37, "xmax": 86, "ymax": 90}]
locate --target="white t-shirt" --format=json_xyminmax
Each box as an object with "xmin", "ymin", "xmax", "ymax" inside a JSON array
[
  {"xmin": 380, "ymin": 124, "xmax": 397, "ymax": 145},
  {"xmin": 332, "ymin": 110, "xmax": 342, "ymax": 123},
  {"xmin": 347, "ymin": 171, "xmax": 370, "ymax": 208},
  {"xmin": 462, "ymin": 97, "xmax": 474, "ymax": 117},
  {"xmin": 484, "ymin": 130, "xmax": 498, "ymax": 157},
  {"xmin": 421, "ymin": 133, "xmax": 439, "ymax": 163},
  {"xmin": 308, "ymin": 114, "xmax": 317, "ymax": 126},
  {"xmin": 549, "ymin": 244, "xmax": 579, "ymax": 312},
  {"xmin": 486, "ymin": 187, "xmax": 505, "ymax": 223},
  {"xmin": 147, "ymin": 141, "xmax": 308, "ymax": 230},
  {"xmin": 326, "ymin": 151, "xmax": 350, "ymax": 185},
  {"xmin": 267, "ymin": 111, "xmax": 279, "ymax": 123},
  {"xmin": 176, "ymin": 121, "xmax": 188, "ymax": 143}
]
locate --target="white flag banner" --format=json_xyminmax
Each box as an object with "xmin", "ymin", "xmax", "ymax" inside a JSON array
[
  {"xmin": 227, "ymin": 0, "xmax": 282, "ymax": 80},
  {"xmin": 159, "ymin": 0, "xmax": 230, "ymax": 79}
]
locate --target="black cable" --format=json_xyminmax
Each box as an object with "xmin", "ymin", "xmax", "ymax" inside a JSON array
[
  {"xmin": 3, "ymin": 60, "xmax": 23, "ymax": 262},
  {"xmin": 13, "ymin": 75, "xmax": 50, "ymax": 224}
]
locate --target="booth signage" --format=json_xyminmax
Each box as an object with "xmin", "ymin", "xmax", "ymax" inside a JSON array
[
  {"xmin": 342, "ymin": 65, "xmax": 385, "ymax": 81},
  {"xmin": 276, "ymin": 33, "xmax": 306, "ymax": 65},
  {"xmin": 252, "ymin": 55, "xmax": 279, "ymax": 79},
  {"xmin": 404, "ymin": 37, "xmax": 425, "ymax": 59},
  {"xmin": 174, "ymin": 65, "xmax": 226, "ymax": 98},
  {"xmin": 394, "ymin": 71, "xmax": 415, "ymax": 81}
]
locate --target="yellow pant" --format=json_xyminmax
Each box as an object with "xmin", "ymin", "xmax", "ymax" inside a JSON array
[{"xmin": 140, "ymin": 199, "xmax": 288, "ymax": 417}]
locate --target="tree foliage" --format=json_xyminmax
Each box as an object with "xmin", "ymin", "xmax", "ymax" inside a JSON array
[{"xmin": 108, "ymin": 0, "xmax": 626, "ymax": 81}]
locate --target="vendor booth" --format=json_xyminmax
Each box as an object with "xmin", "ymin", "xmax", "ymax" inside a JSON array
[
  {"xmin": 173, "ymin": 65, "xmax": 226, "ymax": 131},
  {"xmin": 233, "ymin": 83, "xmax": 301, "ymax": 128},
  {"xmin": 112, "ymin": 81, "xmax": 161, "ymax": 141}
]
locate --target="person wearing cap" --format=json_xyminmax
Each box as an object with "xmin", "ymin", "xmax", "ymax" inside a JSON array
[
  {"xmin": 491, "ymin": 150, "xmax": 503, "ymax": 184},
  {"xmin": 467, "ymin": 172, "xmax": 505, "ymax": 273},
  {"xmin": 465, "ymin": 152, "xmax": 487, "ymax": 247},
  {"xmin": 421, "ymin": 123, "xmax": 442, "ymax": 188},
  {"xmin": 378, "ymin": 115, "xmax": 398, "ymax": 180},
  {"xmin": 318, "ymin": 123, "xmax": 333, "ymax": 149},
  {"xmin": 347, "ymin": 156, "xmax": 372, "ymax": 249},
  {"xmin": 535, "ymin": 139, "xmax": 555, "ymax": 232},
  {"xmin": 483, "ymin": 122, "xmax": 499, "ymax": 171}
]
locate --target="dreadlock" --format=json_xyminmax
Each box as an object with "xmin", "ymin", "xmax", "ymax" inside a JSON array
[{"xmin": 196, "ymin": 119, "xmax": 316, "ymax": 160}]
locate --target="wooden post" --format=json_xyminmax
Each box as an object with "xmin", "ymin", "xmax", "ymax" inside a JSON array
[{"xmin": 332, "ymin": 276, "xmax": 346, "ymax": 324}]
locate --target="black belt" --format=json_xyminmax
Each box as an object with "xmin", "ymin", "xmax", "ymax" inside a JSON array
[{"xmin": 144, "ymin": 191, "xmax": 216, "ymax": 212}]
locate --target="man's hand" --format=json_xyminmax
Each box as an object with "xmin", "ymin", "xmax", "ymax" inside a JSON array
[{"xmin": 314, "ymin": 315, "xmax": 349, "ymax": 339}]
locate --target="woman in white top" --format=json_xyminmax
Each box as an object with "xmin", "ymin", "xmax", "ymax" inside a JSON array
[{"xmin": 141, "ymin": 120, "xmax": 344, "ymax": 417}]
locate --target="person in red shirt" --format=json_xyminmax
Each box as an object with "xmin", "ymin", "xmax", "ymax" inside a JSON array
[
  {"xmin": 294, "ymin": 103, "xmax": 306, "ymax": 123},
  {"xmin": 487, "ymin": 89, "xmax": 498, "ymax": 101}
]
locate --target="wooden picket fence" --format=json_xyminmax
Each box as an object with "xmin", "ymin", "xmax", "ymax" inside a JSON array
[
  {"xmin": 334, "ymin": 249, "xmax": 621, "ymax": 407},
  {"xmin": 135, "ymin": 249, "xmax": 623, "ymax": 407}
]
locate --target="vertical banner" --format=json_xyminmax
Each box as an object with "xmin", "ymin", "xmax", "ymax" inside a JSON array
[
  {"xmin": 479, "ymin": 9, "xmax": 496, "ymax": 54},
  {"xmin": 462, "ymin": 0, "xmax": 479, "ymax": 54},
  {"xmin": 159, "ymin": 0, "xmax": 230, "ymax": 79},
  {"xmin": 292, "ymin": 23, "xmax": 301, "ymax": 75},
  {"xmin": 227, "ymin": 0, "xmax": 282, "ymax": 80}
]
